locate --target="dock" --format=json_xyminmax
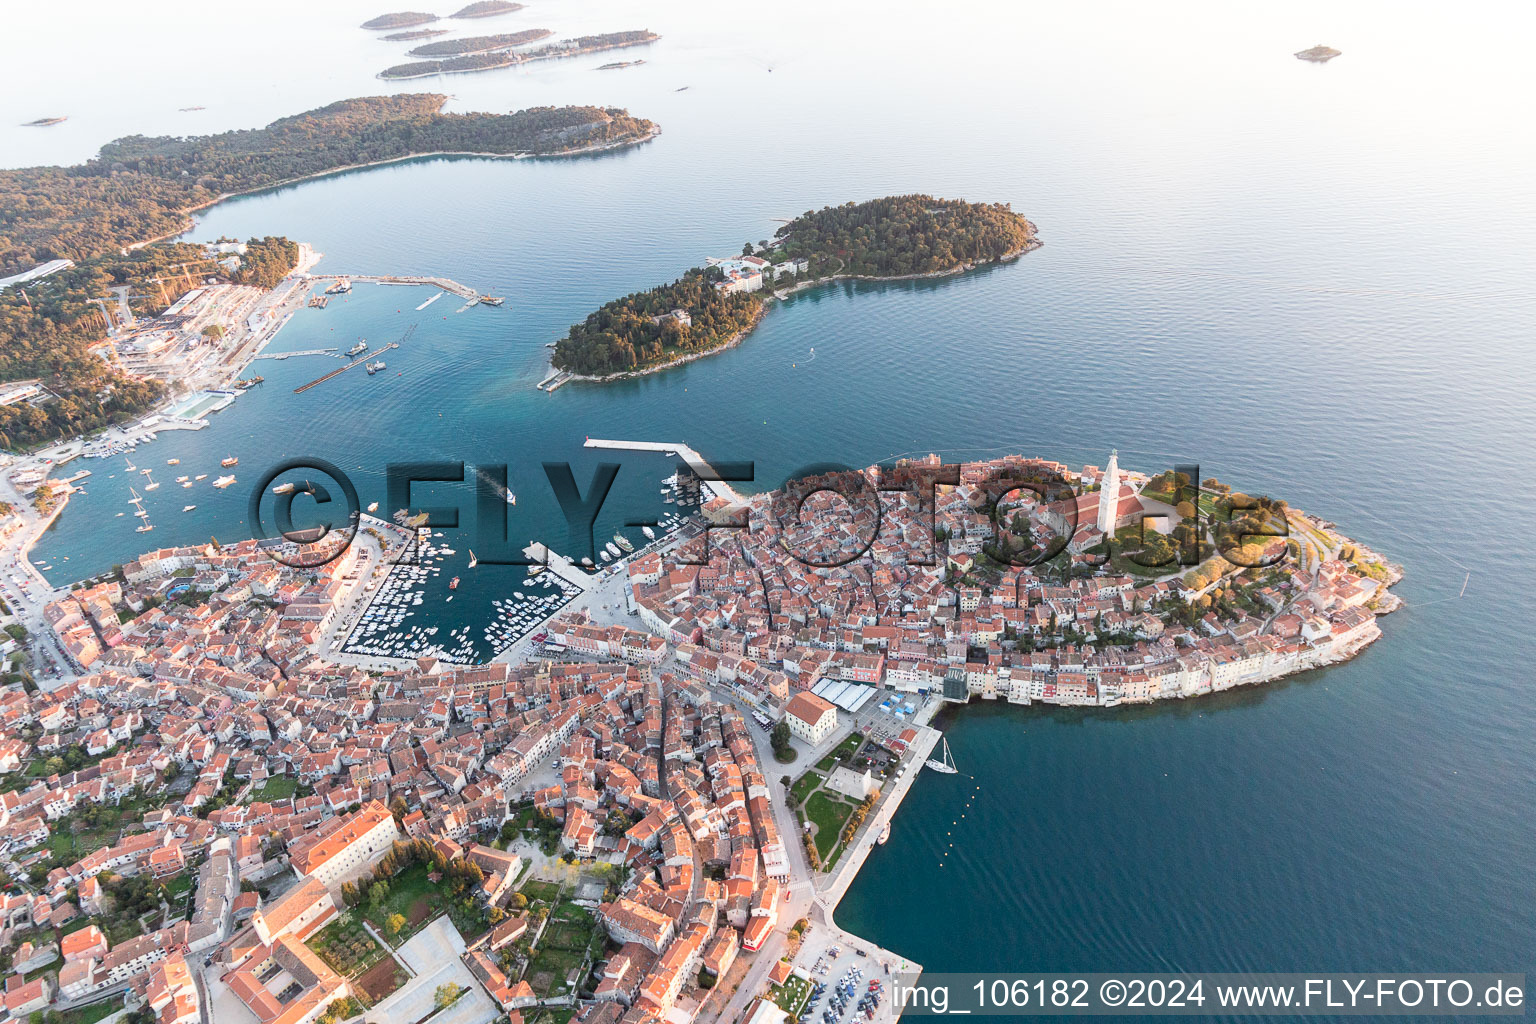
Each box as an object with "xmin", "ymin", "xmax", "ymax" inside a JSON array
[
  {"xmin": 582, "ymin": 438, "xmax": 744, "ymax": 503},
  {"xmin": 537, "ymin": 370, "xmax": 570, "ymax": 391}
]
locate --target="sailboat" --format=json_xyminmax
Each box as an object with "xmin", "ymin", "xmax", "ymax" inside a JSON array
[
  {"xmin": 926, "ymin": 736, "xmax": 958, "ymax": 774},
  {"xmin": 467, "ymin": 550, "xmax": 478, "ymax": 569}
]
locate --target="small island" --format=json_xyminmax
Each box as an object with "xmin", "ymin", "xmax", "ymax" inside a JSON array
[
  {"xmin": 405, "ymin": 28, "xmax": 552, "ymax": 57},
  {"xmin": 380, "ymin": 29, "xmax": 659, "ymax": 80},
  {"xmin": 20, "ymin": 117, "xmax": 67, "ymax": 127},
  {"xmin": 382, "ymin": 28, "xmax": 450, "ymax": 41},
  {"xmin": 360, "ymin": 10, "xmax": 439, "ymax": 29},
  {"xmin": 598, "ymin": 60, "xmax": 646, "ymax": 70},
  {"xmin": 547, "ymin": 194, "xmax": 1039, "ymax": 383},
  {"xmin": 450, "ymin": 0, "xmax": 525, "ymax": 17},
  {"xmin": 1295, "ymin": 44, "xmax": 1342, "ymax": 62}
]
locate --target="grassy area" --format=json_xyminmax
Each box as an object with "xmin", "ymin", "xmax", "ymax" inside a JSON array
[
  {"xmin": 521, "ymin": 879, "xmax": 563, "ymax": 904},
  {"xmin": 49, "ymin": 1000, "xmax": 121, "ymax": 1024},
  {"xmin": 805, "ymin": 792, "xmax": 855, "ymax": 859},
  {"xmin": 790, "ymin": 770, "xmax": 824, "ymax": 805},
  {"xmin": 308, "ymin": 910, "xmax": 389, "ymax": 976},
  {"xmin": 770, "ymin": 973, "xmax": 812, "ymax": 1014},
  {"xmin": 163, "ymin": 873, "xmax": 194, "ymax": 899},
  {"xmin": 831, "ymin": 732, "xmax": 865, "ymax": 760},
  {"xmin": 248, "ymin": 774, "xmax": 299, "ymax": 802}
]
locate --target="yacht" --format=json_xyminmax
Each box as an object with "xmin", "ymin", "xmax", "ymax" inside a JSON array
[
  {"xmin": 347, "ymin": 338, "xmax": 368, "ymax": 357},
  {"xmin": 221, "ymin": 456, "xmax": 238, "ymax": 467},
  {"xmin": 926, "ymin": 737, "xmax": 959, "ymax": 774},
  {"xmin": 183, "ymin": 505, "xmax": 197, "ymax": 512},
  {"xmin": 214, "ymin": 475, "xmax": 236, "ymax": 489}
]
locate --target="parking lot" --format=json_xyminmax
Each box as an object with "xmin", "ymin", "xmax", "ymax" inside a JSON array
[{"xmin": 786, "ymin": 930, "xmax": 906, "ymax": 1024}]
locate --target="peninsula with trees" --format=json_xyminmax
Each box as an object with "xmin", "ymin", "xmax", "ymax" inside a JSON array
[
  {"xmin": 0, "ymin": 95, "xmax": 658, "ymax": 277},
  {"xmin": 548, "ymin": 194, "xmax": 1039, "ymax": 382},
  {"xmin": 0, "ymin": 95, "xmax": 659, "ymax": 447}
]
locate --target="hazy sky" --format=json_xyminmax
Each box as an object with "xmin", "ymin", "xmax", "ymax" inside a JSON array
[{"xmin": 3, "ymin": 0, "xmax": 1534, "ymax": 172}]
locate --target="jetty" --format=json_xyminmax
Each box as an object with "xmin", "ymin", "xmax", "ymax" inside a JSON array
[
  {"xmin": 582, "ymin": 438, "xmax": 744, "ymax": 503},
  {"xmin": 305, "ymin": 273, "xmax": 480, "ymax": 302},
  {"xmin": 254, "ymin": 348, "xmax": 339, "ymax": 361},
  {"xmin": 294, "ymin": 342, "xmax": 399, "ymax": 393}
]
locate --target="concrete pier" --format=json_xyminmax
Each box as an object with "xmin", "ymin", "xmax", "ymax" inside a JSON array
[{"xmin": 582, "ymin": 438, "xmax": 744, "ymax": 503}]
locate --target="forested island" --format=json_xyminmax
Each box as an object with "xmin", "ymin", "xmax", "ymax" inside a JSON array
[
  {"xmin": 0, "ymin": 95, "xmax": 658, "ymax": 276},
  {"xmin": 451, "ymin": 1, "xmax": 525, "ymax": 17},
  {"xmin": 379, "ymin": 30, "xmax": 659, "ymax": 79},
  {"xmin": 551, "ymin": 195, "xmax": 1038, "ymax": 379},
  {"xmin": 361, "ymin": 11, "xmax": 438, "ymax": 29},
  {"xmin": 406, "ymin": 28, "xmax": 552, "ymax": 57},
  {"xmin": 0, "ymin": 237, "xmax": 297, "ymax": 450}
]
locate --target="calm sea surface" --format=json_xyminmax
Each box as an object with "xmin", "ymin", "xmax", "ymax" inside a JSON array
[{"xmin": 8, "ymin": 0, "xmax": 1536, "ymax": 981}]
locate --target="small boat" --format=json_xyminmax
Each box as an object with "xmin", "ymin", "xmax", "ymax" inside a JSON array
[
  {"xmin": 505, "ymin": 489, "xmax": 516, "ymax": 505},
  {"xmin": 479, "ymin": 296, "xmax": 504, "ymax": 306},
  {"xmin": 642, "ymin": 525, "xmax": 656, "ymax": 540},
  {"xmin": 214, "ymin": 475, "xmax": 236, "ymax": 489},
  {"xmin": 195, "ymin": 474, "xmax": 207, "ymax": 480},
  {"xmin": 183, "ymin": 505, "xmax": 197, "ymax": 512},
  {"xmin": 367, "ymin": 360, "xmax": 385, "ymax": 374},
  {"xmin": 600, "ymin": 550, "xmax": 613, "ymax": 561},
  {"xmin": 467, "ymin": 550, "xmax": 478, "ymax": 569},
  {"xmin": 449, "ymin": 577, "xmax": 460, "ymax": 589},
  {"xmin": 347, "ymin": 339, "xmax": 368, "ymax": 356},
  {"xmin": 528, "ymin": 565, "xmax": 545, "ymax": 577},
  {"xmin": 167, "ymin": 459, "xmax": 180, "ymax": 465},
  {"xmin": 580, "ymin": 557, "xmax": 594, "ymax": 567},
  {"xmin": 926, "ymin": 737, "xmax": 959, "ymax": 774},
  {"xmin": 367, "ymin": 501, "xmax": 380, "ymax": 512},
  {"xmin": 221, "ymin": 456, "xmax": 238, "ymax": 467},
  {"xmin": 614, "ymin": 534, "xmax": 634, "ymax": 553},
  {"xmin": 175, "ymin": 475, "xmax": 189, "ymax": 483},
  {"xmin": 136, "ymin": 524, "xmax": 154, "ymax": 533},
  {"xmin": 182, "ymin": 481, "xmax": 193, "ymax": 488},
  {"xmin": 876, "ymin": 821, "xmax": 890, "ymax": 845},
  {"xmin": 272, "ymin": 482, "xmax": 296, "ymax": 494},
  {"xmin": 605, "ymin": 542, "xmax": 620, "ymax": 557}
]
